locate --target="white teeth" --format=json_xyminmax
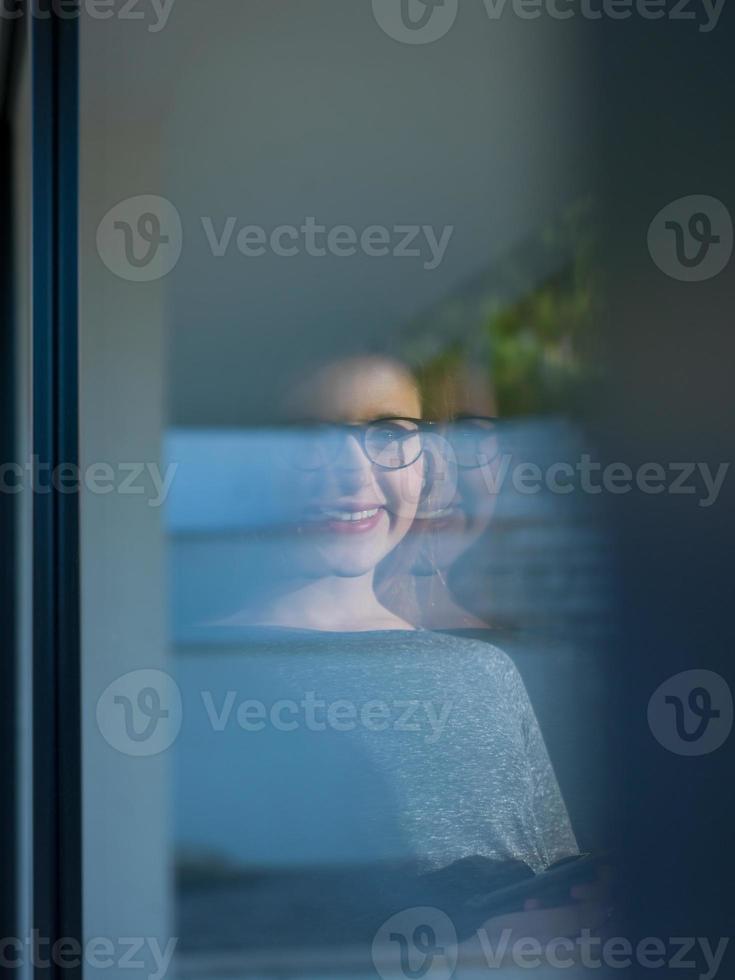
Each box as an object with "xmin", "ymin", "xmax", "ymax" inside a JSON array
[
  {"xmin": 420, "ymin": 506, "xmax": 456, "ymax": 519},
  {"xmin": 321, "ymin": 508, "xmax": 380, "ymax": 522}
]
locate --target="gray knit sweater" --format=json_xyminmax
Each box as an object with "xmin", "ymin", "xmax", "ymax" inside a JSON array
[{"xmin": 175, "ymin": 627, "xmax": 579, "ymax": 876}]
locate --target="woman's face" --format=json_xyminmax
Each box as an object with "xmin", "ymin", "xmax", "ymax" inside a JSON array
[{"xmin": 273, "ymin": 358, "xmax": 424, "ymax": 579}]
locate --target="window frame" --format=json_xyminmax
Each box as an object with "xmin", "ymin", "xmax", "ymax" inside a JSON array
[{"xmin": 28, "ymin": 3, "xmax": 82, "ymax": 978}]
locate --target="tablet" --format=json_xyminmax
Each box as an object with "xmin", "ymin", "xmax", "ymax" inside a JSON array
[{"xmin": 466, "ymin": 852, "xmax": 609, "ymax": 918}]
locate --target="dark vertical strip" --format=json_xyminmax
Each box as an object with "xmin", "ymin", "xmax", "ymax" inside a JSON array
[
  {"xmin": 55, "ymin": 3, "xmax": 82, "ymax": 962},
  {"xmin": 595, "ymin": 13, "xmax": 735, "ymax": 963},
  {"xmin": 31, "ymin": 0, "xmax": 58, "ymax": 965},
  {"xmin": 32, "ymin": 2, "xmax": 81, "ymax": 978},
  {"xmin": 0, "ymin": 111, "xmax": 18, "ymax": 978},
  {"xmin": 0, "ymin": 11, "xmax": 23, "ymax": 957}
]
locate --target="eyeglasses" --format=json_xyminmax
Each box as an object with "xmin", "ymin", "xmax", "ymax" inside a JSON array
[
  {"xmin": 286, "ymin": 418, "xmax": 424, "ymax": 471},
  {"xmin": 436, "ymin": 415, "xmax": 500, "ymax": 470},
  {"xmin": 279, "ymin": 416, "xmax": 499, "ymax": 472}
]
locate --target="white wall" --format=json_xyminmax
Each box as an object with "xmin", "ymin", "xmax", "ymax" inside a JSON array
[{"xmin": 79, "ymin": 112, "xmax": 172, "ymax": 976}]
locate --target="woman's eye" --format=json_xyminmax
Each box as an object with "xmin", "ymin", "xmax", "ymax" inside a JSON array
[
  {"xmin": 369, "ymin": 424, "xmax": 414, "ymax": 450},
  {"xmin": 373, "ymin": 426, "xmax": 401, "ymax": 443},
  {"xmin": 365, "ymin": 423, "xmax": 422, "ymax": 467}
]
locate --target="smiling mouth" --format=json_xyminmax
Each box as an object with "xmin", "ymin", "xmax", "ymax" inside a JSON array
[
  {"xmin": 306, "ymin": 505, "xmax": 387, "ymax": 534},
  {"xmin": 412, "ymin": 504, "xmax": 466, "ymax": 530},
  {"xmin": 418, "ymin": 505, "xmax": 457, "ymax": 520},
  {"xmin": 320, "ymin": 507, "xmax": 381, "ymax": 522}
]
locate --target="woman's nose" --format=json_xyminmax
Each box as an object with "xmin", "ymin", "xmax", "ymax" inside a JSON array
[{"xmin": 332, "ymin": 432, "xmax": 374, "ymax": 483}]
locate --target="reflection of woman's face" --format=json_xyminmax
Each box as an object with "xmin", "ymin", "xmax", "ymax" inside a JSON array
[
  {"xmin": 410, "ymin": 425, "xmax": 500, "ymax": 573},
  {"xmin": 274, "ymin": 358, "xmax": 424, "ymax": 579},
  {"xmin": 408, "ymin": 368, "xmax": 500, "ymax": 574}
]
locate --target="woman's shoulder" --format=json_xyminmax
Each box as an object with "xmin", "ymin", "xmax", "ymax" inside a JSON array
[
  {"xmin": 175, "ymin": 622, "xmax": 519, "ymax": 679},
  {"xmin": 404, "ymin": 628, "xmax": 521, "ymax": 676}
]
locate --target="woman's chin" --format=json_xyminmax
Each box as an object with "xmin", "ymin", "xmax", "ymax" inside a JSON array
[{"xmin": 312, "ymin": 537, "xmax": 393, "ymax": 579}]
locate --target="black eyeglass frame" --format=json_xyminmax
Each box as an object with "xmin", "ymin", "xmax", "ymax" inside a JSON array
[
  {"xmin": 433, "ymin": 415, "xmax": 501, "ymax": 470},
  {"xmin": 285, "ymin": 417, "xmax": 427, "ymax": 471},
  {"xmin": 282, "ymin": 415, "xmax": 500, "ymax": 472}
]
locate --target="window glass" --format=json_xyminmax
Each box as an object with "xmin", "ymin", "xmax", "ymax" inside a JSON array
[{"xmin": 81, "ymin": 3, "xmax": 611, "ymax": 976}]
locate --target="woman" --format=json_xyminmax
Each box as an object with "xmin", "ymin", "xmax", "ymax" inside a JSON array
[
  {"xmin": 183, "ymin": 354, "xmax": 592, "ymax": 953},
  {"xmin": 222, "ymin": 354, "xmax": 425, "ymax": 632}
]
